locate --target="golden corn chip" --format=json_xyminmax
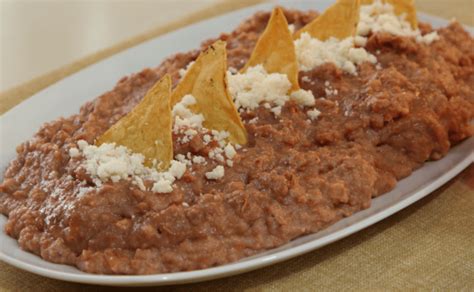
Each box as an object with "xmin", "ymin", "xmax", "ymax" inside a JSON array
[
  {"xmin": 171, "ymin": 40, "xmax": 248, "ymax": 145},
  {"xmin": 96, "ymin": 75, "xmax": 173, "ymax": 170},
  {"xmin": 360, "ymin": 0, "xmax": 418, "ymax": 29},
  {"xmin": 241, "ymin": 7, "xmax": 299, "ymax": 91},
  {"xmin": 294, "ymin": 0, "xmax": 361, "ymax": 41}
]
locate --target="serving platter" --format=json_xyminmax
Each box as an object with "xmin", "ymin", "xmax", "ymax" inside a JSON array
[{"xmin": 0, "ymin": 0, "xmax": 473, "ymax": 286}]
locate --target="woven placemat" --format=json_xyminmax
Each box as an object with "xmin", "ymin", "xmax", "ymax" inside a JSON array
[{"xmin": 0, "ymin": 0, "xmax": 473, "ymax": 290}]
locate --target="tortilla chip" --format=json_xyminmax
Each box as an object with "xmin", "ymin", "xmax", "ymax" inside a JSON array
[
  {"xmin": 360, "ymin": 0, "xmax": 418, "ymax": 29},
  {"xmin": 171, "ymin": 40, "xmax": 248, "ymax": 145},
  {"xmin": 96, "ymin": 75, "xmax": 173, "ymax": 170},
  {"xmin": 294, "ymin": 0, "xmax": 361, "ymax": 41},
  {"xmin": 241, "ymin": 7, "xmax": 299, "ymax": 91}
]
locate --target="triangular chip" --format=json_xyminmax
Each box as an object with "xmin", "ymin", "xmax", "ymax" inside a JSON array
[
  {"xmin": 171, "ymin": 41, "xmax": 247, "ymax": 145},
  {"xmin": 96, "ymin": 74, "xmax": 173, "ymax": 170},
  {"xmin": 241, "ymin": 7, "xmax": 299, "ymax": 91},
  {"xmin": 294, "ymin": 0, "xmax": 361, "ymax": 41},
  {"xmin": 360, "ymin": 0, "xmax": 417, "ymax": 29}
]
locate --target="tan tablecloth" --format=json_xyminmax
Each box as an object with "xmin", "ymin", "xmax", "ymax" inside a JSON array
[{"xmin": 0, "ymin": 0, "xmax": 473, "ymax": 290}]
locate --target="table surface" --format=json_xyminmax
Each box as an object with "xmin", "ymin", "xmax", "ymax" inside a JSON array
[{"xmin": 0, "ymin": 0, "xmax": 473, "ymax": 290}]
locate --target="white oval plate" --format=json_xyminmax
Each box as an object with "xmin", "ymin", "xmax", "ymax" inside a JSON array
[{"xmin": 0, "ymin": 0, "xmax": 473, "ymax": 287}]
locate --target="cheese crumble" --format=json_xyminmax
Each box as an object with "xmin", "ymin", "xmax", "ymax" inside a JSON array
[
  {"xmin": 324, "ymin": 81, "xmax": 338, "ymax": 96},
  {"xmin": 72, "ymin": 140, "xmax": 187, "ymax": 194},
  {"xmin": 172, "ymin": 95, "xmax": 204, "ymax": 143},
  {"xmin": 227, "ymin": 65, "xmax": 317, "ymax": 116},
  {"xmin": 290, "ymin": 89, "xmax": 316, "ymax": 107},
  {"xmin": 288, "ymin": 24, "xmax": 295, "ymax": 34},
  {"xmin": 295, "ymin": 1, "xmax": 439, "ymax": 74},
  {"xmin": 307, "ymin": 109, "xmax": 321, "ymax": 121},
  {"xmin": 295, "ymin": 33, "xmax": 377, "ymax": 74},
  {"xmin": 69, "ymin": 147, "xmax": 80, "ymax": 158},
  {"xmin": 357, "ymin": 0, "xmax": 440, "ymax": 45},
  {"xmin": 205, "ymin": 165, "xmax": 225, "ymax": 180},
  {"xmin": 179, "ymin": 61, "xmax": 195, "ymax": 78},
  {"xmin": 227, "ymin": 65, "xmax": 291, "ymax": 112}
]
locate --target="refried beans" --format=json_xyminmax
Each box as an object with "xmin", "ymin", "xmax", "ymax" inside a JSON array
[{"xmin": 0, "ymin": 9, "xmax": 473, "ymax": 274}]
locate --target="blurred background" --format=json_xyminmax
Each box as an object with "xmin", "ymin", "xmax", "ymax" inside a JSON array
[{"xmin": 0, "ymin": 0, "xmax": 473, "ymax": 93}]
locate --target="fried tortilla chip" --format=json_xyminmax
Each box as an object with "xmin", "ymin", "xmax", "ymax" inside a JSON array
[
  {"xmin": 241, "ymin": 7, "xmax": 299, "ymax": 91},
  {"xmin": 294, "ymin": 0, "xmax": 361, "ymax": 41},
  {"xmin": 96, "ymin": 75, "xmax": 173, "ymax": 170},
  {"xmin": 171, "ymin": 40, "xmax": 247, "ymax": 145},
  {"xmin": 360, "ymin": 0, "xmax": 418, "ymax": 29}
]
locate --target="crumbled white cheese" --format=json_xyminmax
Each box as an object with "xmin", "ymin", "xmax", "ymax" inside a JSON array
[
  {"xmin": 270, "ymin": 106, "xmax": 282, "ymax": 116},
  {"xmin": 175, "ymin": 153, "xmax": 192, "ymax": 166},
  {"xmin": 169, "ymin": 160, "xmax": 186, "ymax": 179},
  {"xmin": 172, "ymin": 95, "xmax": 204, "ymax": 143},
  {"xmin": 205, "ymin": 165, "xmax": 225, "ymax": 180},
  {"xmin": 75, "ymin": 139, "xmax": 237, "ymax": 194},
  {"xmin": 78, "ymin": 140, "xmax": 88, "ymax": 150},
  {"xmin": 134, "ymin": 176, "xmax": 146, "ymax": 191},
  {"xmin": 248, "ymin": 117, "xmax": 259, "ymax": 124},
  {"xmin": 192, "ymin": 155, "xmax": 206, "ymax": 164},
  {"xmin": 81, "ymin": 142, "xmax": 145, "ymax": 184},
  {"xmin": 152, "ymin": 179, "xmax": 173, "ymax": 193},
  {"xmin": 354, "ymin": 35, "xmax": 368, "ymax": 47},
  {"xmin": 211, "ymin": 130, "xmax": 230, "ymax": 145},
  {"xmin": 224, "ymin": 143, "xmax": 237, "ymax": 159},
  {"xmin": 307, "ymin": 109, "xmax": 321, "ymax": 121},
  {"xmin": 323, "ymin": 81, "xmax": 340, "ymax": 97},
  {"xmin": 290, "ymin": 89, "xmax": 315, "ymax": 107},
  {"xmin": 69, "ymin": 147, "xmax": 80, "ymax": 158},
  {"xmin": 203, "ymin": 134, "xmax": 212, "ymax": 144},
  {"xmin": 358, "ymin": 0, "xmax": 439, "ymax": 44},
  {"xmin": 227, "ymin": 65, "xmax": 291, "ymax": 111},
  {"xmin": 416, "ymin": 31, "xmax": 440, "ymax": 45},
  {"xmin": 227, "ymin": 65, "xmax": 318, "ymax": 116},
  {"xmin": 294, "ymin": 0, "xmax": 439, "ymax": 75},
  {"xmin": 228, "ymin": 67, "xmax": 238, "ymax": 74},
  {"xmin": 179, "ymin": 61, "xmax": 195, "ymax": 78},
  {"xmin": 208, "ymin": 147, "xmax": 225, "ymax": 162},
  {"xmin": 75, "ymin": 141, "xmax": 189, "ymax": 194},
  {"xmin": 288, "ymin": 24, "xmax": 295, "ymax": 34},
  {"xmin": 295, "ymin": 33, "xmax": 377, "ymax": 74}
]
